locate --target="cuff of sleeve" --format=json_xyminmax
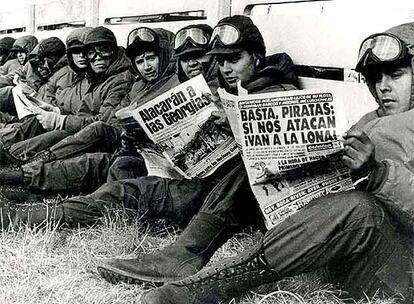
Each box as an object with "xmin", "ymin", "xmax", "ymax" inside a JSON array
[
  {"xmin": 367, "ymin": 160, "xmax": 389, "ymax": 192},
  {"xmin": 57, "ymin": 115, "xmax": 66, "ymax": 130}
]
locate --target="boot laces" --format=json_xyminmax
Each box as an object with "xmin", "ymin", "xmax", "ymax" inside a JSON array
[
  {"xmin": 174, "ymin": 243, "xmax": 279, "ymax": 298},
  {"xmin": 0, "ymin": 165, "xmax": 21, "ymax": 172},
  {"xmin": 0, "ymin": 185, "xmax": 25, "ymax": 192},
  {"xmin": 25, "ymin": 150, "xmax": 51, "ymax": 164}
]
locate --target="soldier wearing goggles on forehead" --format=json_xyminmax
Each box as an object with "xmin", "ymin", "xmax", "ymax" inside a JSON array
[
  {"xmin": 0, "ymin": 27, "xmax": 177, "ymax": 228},
  {"xmin": 0, "ymin": 25, "xmax": 217, "ymax": 242},
  {"xmin": 97, "ymin": 13, "xmax": 298, "ymax": 289},
  {"xmin": 138, "ymin": 22, "xmax": 414, "ymax": 303},
  {"xmin": 173, "ymin": 24, "xmax": 219, "ymax": 91},
  {"xmin": 356, "ymin": 31, "xmax": 414, "ymax": 117},
  {"xmin": 100, "ymin": 20, "xmax": 413, "ymax": 304}
]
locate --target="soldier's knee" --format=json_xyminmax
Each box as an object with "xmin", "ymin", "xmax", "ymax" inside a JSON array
[
  {"xmin": 327, "ymin": 190, "xmax": 385, "ymax": 227},
  {"xmin": 344, "ymin": 191, "xmax": 382, "ymax": 217},
  {"xmin": 89, "ymin": 121, "xmax": 107, "ymax": 136}
]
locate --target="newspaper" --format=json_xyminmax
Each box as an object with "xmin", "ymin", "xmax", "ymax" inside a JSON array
[
  {"xmin": 131, "ymin": 75, "xmax": 239, "ymax": 179},
  {"xmin": 12, "ymin": 84, "xmax": 42, "ymax": 119},
  {"xmin": 218, "ymin": 88, "xmax": 355, "ymax": 229}
]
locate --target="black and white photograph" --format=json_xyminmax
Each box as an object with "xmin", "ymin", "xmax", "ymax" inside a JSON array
[{"xmin": 0, "ymin": 0, "xmax": 412, "ymax": 303}]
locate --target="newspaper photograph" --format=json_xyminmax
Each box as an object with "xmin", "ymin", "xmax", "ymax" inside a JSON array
[
  {"xmin": 131, "ymin": 75, "xmax": 239, "ymax": 178},
  {"xmin": 221, "ymin": 88, "xmax": 355, "ymax": 229}
]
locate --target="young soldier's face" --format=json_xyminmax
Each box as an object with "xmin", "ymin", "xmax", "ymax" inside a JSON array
[
  {"xmin": 373, "ymin": 65, "xmax": 412, "ymax": 116},
  {"xmin": 16, "ymin": 51, "xmax": 27, "ymax": 65},
  {"xmin": 71, "ymin": 49, "xmax": 87, "ymax": 69},
  {"xmin": 217, "ymin": 50, "xmax": 256, "ymax": 90},
  {"xmin": 134, "ymin": 51, "xmax": 160, "ymax": 82},
  {"xmin": 179, "ymin": 52, "xmax": 210, "ymax": 79}
]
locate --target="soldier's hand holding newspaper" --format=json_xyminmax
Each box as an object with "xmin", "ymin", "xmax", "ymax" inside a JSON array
[
  {"xmin": 202, "ymin": 92, "xmax": 233, "ymax": 135},
  {"xmin": 36, "ymin": 110, "xmax": 66, "ymax": 131},
  {"xmin": 342, "ymin": 129, "xmax": 379, "ymax": 177},
  {"xmin": 37, "ymin": 101, "xmax": 61, "ymax": 113}
]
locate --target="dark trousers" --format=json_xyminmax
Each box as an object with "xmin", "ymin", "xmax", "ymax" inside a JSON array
[
  {"xmin": 197, "ymin": 165, "xmax": 413, "ymax": 302},
  {"xmin": 10, "ymin": 121, "xmax": 122, "ymax": 160},
  {"xmin": 23, "ymin": 152, "xmax": 115, "ymax": 193},
  {"xmin": 58, "ymin": 156, "xmax": 241, "ymax": 227},
  {"xmin": 0, "ymin": 86, "xmax": 17, "ymax": 116},
  {"xmin": 263, "ymin": 191, "xmax": 413, "ymax": 302},
  {"xmin": 0, "ymin": 115, "xmax": 48, "ymax": 149},
  {"xmin": 60, "ymin": 155, "xmax": 412, "ymax": 301}
]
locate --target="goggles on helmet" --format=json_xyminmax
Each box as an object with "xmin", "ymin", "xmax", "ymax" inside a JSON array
[
  {"xmin": 209, "ymin": 24, "xmax": 241, "ymax": 48},
  {"xmin": 127, "ymin": 27, "xmax": 156, "ymax": 47},
  {"xmin": 174, "ymin": 28, "xmax": 209, "ymax": 50},
  {"xmin": 86, "ymin": 45, "xmax": 114, "ymax": 60},
  {"xmin": 356, "ymin": 33, "xmax": 410, "ymax": 71}
]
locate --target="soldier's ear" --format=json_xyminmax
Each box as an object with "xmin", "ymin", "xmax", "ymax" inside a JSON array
[
  {"xmin": 252, "ymin": 53, "xmax": 263, "ymax": 68},
  {"xmin": 251, "ymin": 53, "xmax": 259, "ymax": 68}
]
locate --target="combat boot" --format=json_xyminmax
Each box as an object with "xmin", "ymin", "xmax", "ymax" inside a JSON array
[
  {"xmin": 141, "ymin": 240, "xmax": 280, "ymax": 304},
  {"xmin": 97, "ymin": 212, "xmax": 234, "ymax": 286},
  {"xmin": 24, "ymin": 149, "xmax": 57, "ymax": 164},
  {"xmin": 0, "ymin": 197, "xmax": 63, "ymax": 230},
  {"xmin": 0, "ymin": 150, "xmax": 57, "ymax": 186},
  {"xmin": 0, "ymin": 148, "xmax": 57, "ymax": 168}
]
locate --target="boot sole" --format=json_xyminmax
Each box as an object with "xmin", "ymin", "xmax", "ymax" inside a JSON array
[{"xmin": 97, "ymin": 265, "xmax": 181, "ymax": 287}]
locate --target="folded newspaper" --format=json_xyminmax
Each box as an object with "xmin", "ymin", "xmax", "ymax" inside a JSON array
[
  {"xmin": 12, "ymin": 83, "xmax": 43, "ymax": 119},
  {"xmin": 131, "ymin": 75, "xmax": 239, "ymax": 178},
  {"xmin": 219, "ymin": 87, "xmax": 355, "ymax": 229}
]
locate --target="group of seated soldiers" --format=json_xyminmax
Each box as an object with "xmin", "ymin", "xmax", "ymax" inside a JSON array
[{"xmin": 0, "ymin": 15, "xmax": 412, "ymax": 304}]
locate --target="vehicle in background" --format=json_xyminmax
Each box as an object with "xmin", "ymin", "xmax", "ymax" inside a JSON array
[
  {"xmin": 1, "ymin": 0, "xmax": 414, "ymax": 122},
  {"xmin": 0, "ymin": 0, "xmax": 230, "ymax": 47},
  {"xmin": 100, "ymin": 0, "xmax": 230, "ymax": 47}
]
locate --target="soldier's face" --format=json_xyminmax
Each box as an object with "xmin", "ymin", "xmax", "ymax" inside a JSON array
[
  {"xmin": 179, "ymin": 52, "xmax": 210, "ymax": 79},
  {"xmin": 134, "ymin": 51, "xmax": 160, "ymax": 82},
  {"xmin": 16, "ymin": 51, "xmax": 27, "ymax": 65},
  {"xmin": 373, "ymin": 65, "xmax": 412, "ymax": 116},
  {"xmin": 217, "ymin": 50, "xmax": 256, "ymax": 90},
  {"xmin": 71, "ymin": 48, "xmax": 87, "ymax": 69}
]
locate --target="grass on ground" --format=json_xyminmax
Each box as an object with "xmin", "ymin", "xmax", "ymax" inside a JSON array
[{"xmin": 0, "ymin": 212, "xmax": 399, "ymax": 304}]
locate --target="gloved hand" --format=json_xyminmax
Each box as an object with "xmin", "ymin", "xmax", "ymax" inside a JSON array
[
  {"xmin": 38, "ymin": 102, "xmax": 61, "ymax": 113},
  {"xmin": 36, "ymin": 110, "xmax": 66, "ymax": 131},
  {"xmin": 116, "ymin": 104, "xmax": 136, "ymax": 120}
]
